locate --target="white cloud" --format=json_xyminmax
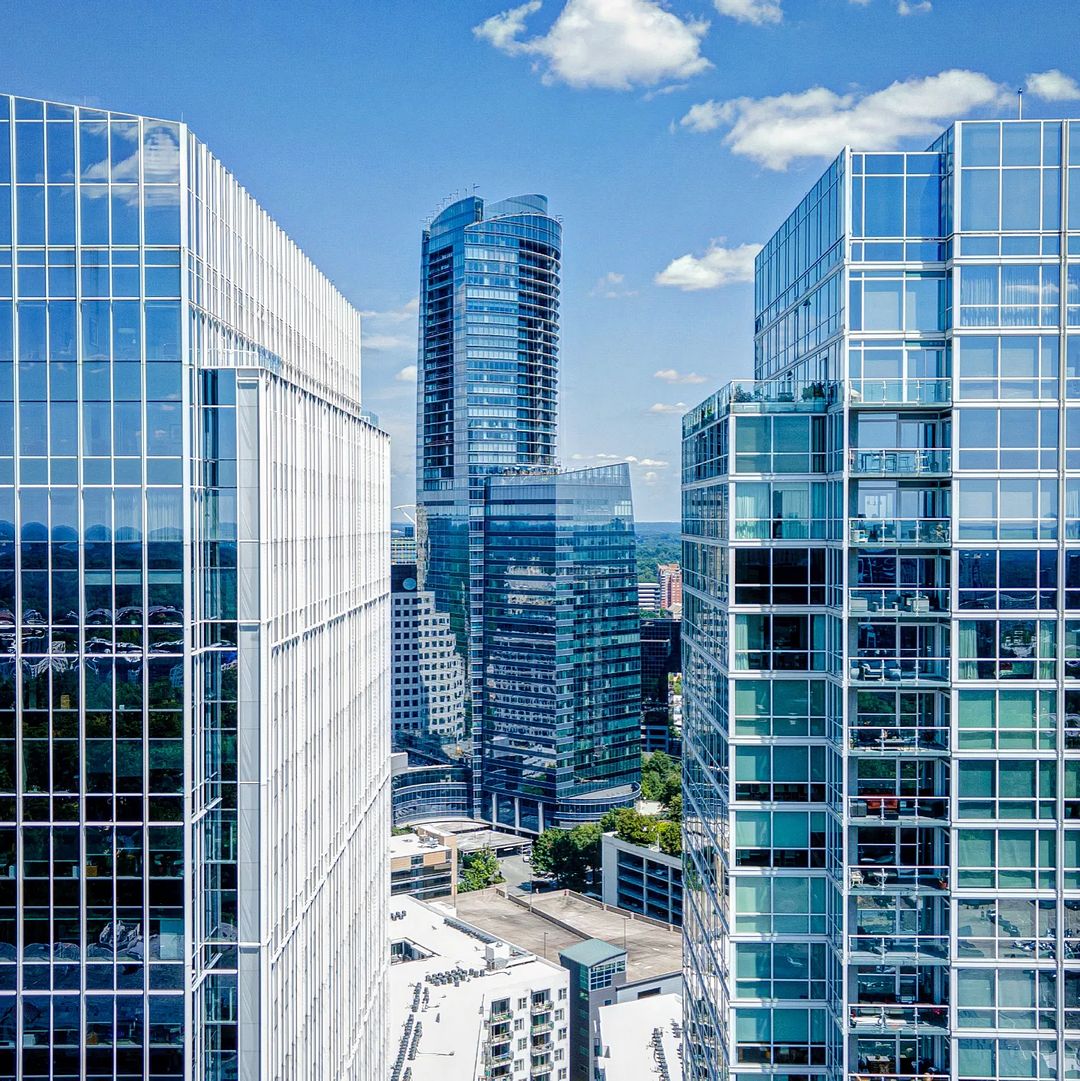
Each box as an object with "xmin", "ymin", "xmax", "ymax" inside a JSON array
[
  {"xmin": 360, "ymin": 297, "xmax": 419, "ymax": 323},
  {"xmin": 395, "ymin": 365, "xmax": 418, "ymax": 382},
  {"xmin": 474, "ymin": 0, "xmax": 542, "ymax": 50},
  {"xmin": 364, "ymin": 333, "xmax": 413, "ymax": 352},
  {"xmin": 1026, "ymin": 69, "xmax": 1080, "ymax": 102},
  {"xmin": 680, "ymin": 69, "xmax": 1006, "ymax": 170},
  {"xmin": 655, "ymin": 368, "xmax": 708, "ymax": 384},
  {"xmin": 648, "ymin": 402, "xmax": 689, "ymax": 415},
  {"xmin": 571, "ymin": 451, "xmax": 671, "ymax": 467},
  {"xmin": 656, "ymin": 241, "xmax": 760, "ymax": 291},
  {"xmin": 473, "ymin": 0, "xmax": 712, "ymax": 90},
  {"xmin": 590, "ymin": 271, "xmax": 638, "ymax": 298},
  {"xmin": 896, "ymin": 0, "xmax": 931, "ymax": 13},
  {"xmin": 642, "ymin": 471, "xmax": 659, "ymax": 484},
  {"xmin": 714, "ymin": 0, "xmax": 782, "ymax": 25}
]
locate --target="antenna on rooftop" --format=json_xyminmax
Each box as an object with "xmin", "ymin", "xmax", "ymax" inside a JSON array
[{"xmin": 1017, "ymin": 88, "xmax": 1024, "ymax": 119}]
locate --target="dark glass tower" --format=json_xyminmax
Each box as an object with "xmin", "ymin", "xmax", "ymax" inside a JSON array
[{"xmin": 416, "ymin": 195, "xmax": 560, "ymax": 714}]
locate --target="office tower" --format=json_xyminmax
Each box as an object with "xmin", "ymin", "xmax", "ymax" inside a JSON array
[
  {"xmin": 0, "ymin": 95, "xmax": 390, "ymax": 1079},
  {"xmin": 640, "ymin": 617, "xmax": 681, "ymax": 753},
  {"xmin": 657, "ymin": 561, "xmax": 683, "ymax": 612},
  {"xmin": 391, "ymin": 562, "xmax": 465, "ymax": 743},
  {"xmin": 390, "ymin": 532, "xmax": 417, "ymax": 564},
  {"xmin": 415, "ymin": 194, "xmax": 560, "ymax": 703},
  {"xmin": 682, "ymin": 118, "xmax": 1080, "ymax": 1081},
  {"xmin": 415, "ymin": 195, "xmax": 641, "ymax": 828},
  {"xmin": 477, "ymin": 464, "xmax": 642, "ymax": 831}
]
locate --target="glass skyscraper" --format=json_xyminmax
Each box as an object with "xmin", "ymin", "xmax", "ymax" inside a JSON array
[
  {"xmin": 415, "ymin": 194, "xmax": 641, "ymax": 830},
  {"xmin": 0, "ymin": 95, "xmax": 390, "ymax": 1079},
  {"xmin": 682, "ymin": 119, "xmax": 1080, "ymax": 1081},
  {"xmin": 478, "ymin": 464, "xmax": 642, "ymax": 832}
]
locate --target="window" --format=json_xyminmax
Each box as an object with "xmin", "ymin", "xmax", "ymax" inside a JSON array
[
  {"xmin": 734, "ymin": 746, "xmax": 826, "ymax": 803},
  {"xmin": 733, "ymin": 482, "xmax": 830, "ymax": 540},
  {"xmin": 958, "ymin": 264, "xmax": 1059, "ymax": 328},
  {"xmin": 957, "ymin": 759, "xmax": 1056, "ymax": 820},
  {"xmin": 734, "ymin": 548, "xmax": 826, "ymax": 605},
  {"xmin": 734, "ymin": 876, "xmax": 826, "ymax": 934},
  {"xmin": 732, "ymin": 679, "xmax": 826, "ymax": 737},
  {"xmin": 959, "ymin": 691, "xmax": 1059, "ymax": 752},
  {"xmin": 733, "ymin": 415, "xmax": 826, "ymax": 474},
  {"xmin": 957, "ymin": 619, "xmax": 1056, "ymax": 680},
  {"xmin": 958, "ymin": 407, "xmax": 1057, "ymax": 471},
  {"xmin": 956, "ymin": 335, "xmax": 1058, "ymax": 400},
  {"xmin": 956, "ymin": 828, "xmax": 1055, "ymax": 889},
  {"xmin": 734, "ymin": 614, "xmax": 827, "ymax": 671},
  {"xmin": 957, "ymin": 969, "xmax": 1055, "ymax": 1030},
  {"xmin": 957, "ymin": 1037, "xmax": 1057, "ymax": 1081},
  {"xmin": 958, "ymin": 549, "xmax": 1057, "ymax": 611},
  {"xmin": 734, "ymin": 810, "xmax": 826, "ymax": 868},
  {"xmin": 958, "ymin": 477, "xmax": 1058, "ymax": 541},
  {"xmin": 734, "ymin": 1008, "xmax": 826, "ymax": 1066},
  {"xmin": 849, "ymin": 271, "xmax": 947, "ymax": 332},
  {"xmin": 734, "ymin": 943, "xmax": 826, "ymax": 1001},
  {"xmin": 957, "ymin": 897, "xmax": 1056, "ymax": 960}
]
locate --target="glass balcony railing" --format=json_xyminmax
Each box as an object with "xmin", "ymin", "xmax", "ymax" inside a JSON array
[
  {"xmin": 849, "ymin": 519, "xmax": 950, "ymax": 546},
  {"xmin": 848, "ymin": 379, "xmax": 951, "ymax": 407},
  {"xmin": 848, "ymin": 723, "xmax": 949, "ymax": 754},
  {"xmin": 849, "ymin": 866, "xmax": 949, "ymax": 891},
  {"xmin": 848, "ymin": 449, "xmax": 951, "ymax": 476},
  {"xmin": 848, "ymin": 796, "xmax": 948, "ymax": 822},
  {"xmin": 850, "ymin": 658, "xmax": 949, "ymax": 683},
  {"xmin": 848, "ymin": 934, "xmax": 949, "ymax": 961},
  {"xmin": 848, "ymin": 1005, "xmax": 949, "ymax": 1033},
  {"xmin": 848, "ymin": 589, "xmax": 948, "ymax": 615}
]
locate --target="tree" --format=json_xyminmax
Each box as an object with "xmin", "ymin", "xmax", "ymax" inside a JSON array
[
  {"xmin": 458, "ymin": 846, "xmax": 503, "ymax": 893},
  {"xmin": 657, "ymin": 820, "xmax": 682, "ymax": 857},
  {"xmin": 604, "ymin": 807, "xmax": 658, "ymax": 847},
  {"xmin": 530, "ymin": 824, "xmax": 602, "ymax": 892},
  {"xmin": 664, "ymin": 793, "xmax": 683, "ymax": 824},
  {"xmin": 641, "ymin": 751, "xmax": 681, "ymax": 807}
]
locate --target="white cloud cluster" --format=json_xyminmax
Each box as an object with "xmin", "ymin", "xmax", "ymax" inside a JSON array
[
  {"xmin": 473, "ymin": 0, "xmax": 712, "ymax": 90},
  {"xmin": 896, "ymin": 0, "xmax": 931, "ymax": 13},
  {"xmin": 679, "ymin": 69, "xmax": 1006, "ymax": 170},
  {"xmin": 360, "ymin": 297, "xmax": 419, "ymax": 353},
  {"xmin": 655, "ymin": 368, "xmax": 708, "ymax": 384},
  {"xmin": 655, "ymin": 241, "xmax": 760, "ymax": 291},
  {"xmin": 713, "ymin": 0, "xmax": 782, "ymax": 24},
  {"xmin": 1026, "ymin": 69, "xmax": 1080, "ymax": 101},
  {"xmin": 648, "ymin": 402, "xmax": 689, "ymax": 415},
  {"xmin": 571, "ymin": 451, "xmax": 671, "ymax": 467},
  {"xmin": 395, "ymin": 365, "xmax": 418, "ymax": 382},
  {"xmin": 590, "ymin": 271, "xmax": 638, "ymax": 298}
]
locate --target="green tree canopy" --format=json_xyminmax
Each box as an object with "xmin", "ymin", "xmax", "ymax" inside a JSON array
[{"xmin": 458, "ymin": 846, "xmax": 503, "ymax": 893}]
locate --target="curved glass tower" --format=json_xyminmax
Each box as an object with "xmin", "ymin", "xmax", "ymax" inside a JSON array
[{"xmin": 416, "ymin": 194, "xmax": 561, "ymax": 713}]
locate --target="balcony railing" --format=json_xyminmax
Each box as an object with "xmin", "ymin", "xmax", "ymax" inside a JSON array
[
  {"xmin": 848, "ymin": 449, "xmax": 951, "ymax": 476},
  {"xmin": 848, "ymin": 379, "xmax": 951, "ymax": 407},
  {"xmin": 530, "ymin": 998, "xmax": 553, "ymax": 1013},
  {"xmin": 849, "ymin": 518, "xmax": 950, "ymax": 546},
  {"xmin": 848, "ymin": 934, "xmax": 949, "ymax": 961},
  {"xmin": 848, "ymin": 724, "xmax": 948, "ymax": 754},
  {"xmin": 849, "ymin": 866, "xmax": 949, "ymax": 891},
  {"xmin": 848, "ymin": 1072, "xmax": 948, "ymax": 1081},
  {"xmin": 849, "ymin": 1005, "xmax": 949, "ymax": 1033},
  {"xmin": 848, "ymin": 796, "xmax": 948, "ymax": 822},
  {"xmin": 850, "ymin": 658, "xmax": 949, "ymax": 683},
  {"xmin": 848, "ymin": 590, "xmax": 948, "ymax": 615}
]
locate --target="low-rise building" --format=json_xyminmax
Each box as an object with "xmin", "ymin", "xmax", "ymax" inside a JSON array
[
  {"xmin": 389, "ymin": 896, "xmax": 571, "ymax": 1081},
  {"xmin": 594, "ymin": 992, "xmax": 684, "ymax": 1081},
  {"xmin": 637, "ymin": 581, "xmax": 661, "ymax": 611},
  {"xmin": 390, "ymin": 833, "xmax": 457, "ymax": 901},
  {"xmin": 600, "ymin": 832, "xmax": 683, "ymax": 927}
]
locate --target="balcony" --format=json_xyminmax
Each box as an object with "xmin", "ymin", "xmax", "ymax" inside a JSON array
[
  {"xmin": 848, "ymin": 590, "xmax": 948, "ymax": 617},
  {"xmin": 848, "ymin": 723, "xmax": 948, "ymax": 755},
  {"xmin": 849, "ymin": 866, "xmax": 949, "ymax": 892},
  {"xmin": 848, "ymin": 379, "xmax": 951, "ymax": 408},
  {"xmin": 848, "ymin": 935, "xmax": 949, "ymax": 962},
  {"xmin": 849, "ymin": 658, "xmax": 948, "ymax": 684},
  {"xmin": 848, "ymin": 449, "xmax": 950, "ymax": 477},
  {"xmin": 530, "ymin": 998, "xmax": 553, "ymax": 1013},
  {"xmin": 487, "ymin": 1046, "xmax": 513, "ymax": 1066},
  {"xmin": 849, "ymin": 518, "xmax": 950, "ymax": 547},
  {"xmin": 848, "ymin": 796, "xmax": 948, "ymax": 824},
  {"xmin": 727, "ymin": 380, "xmax": 837, "ymax": 414},
  {"xmin": 848, "ymin": 1005, "xmax": 948, "ymax": 1035},
  {"xmin": 531, "ymin": 1017, "xmax": 554, "ymax": 1034}
]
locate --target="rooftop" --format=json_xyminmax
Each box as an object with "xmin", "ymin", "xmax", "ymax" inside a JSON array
[
  {"xmin": 389, "ymin": 833, "xmax": 451, "ymax": 860},
  {"xmin": 389, "ymin": 896, "xmax": 566, "ymax": 1081},
  {"xmin": 596, "ymin": 993, "xmax": 684, "ymax": 1081},
  {"xmin": 451, "ymin": 888, "xmax": 683, "ymax": 980},
  {"xmin": 559, "ymin": 938, "xmax": 627, "ymax": 968}
]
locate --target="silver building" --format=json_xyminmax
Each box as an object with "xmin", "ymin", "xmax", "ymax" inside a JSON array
[
  {"xmin": 0, "ymin": 95, "xmax": 390, "ymax": 1079},
  {"xmin": 682, "ymin": 118, "xmax": 1080, "ymax": 1081}
]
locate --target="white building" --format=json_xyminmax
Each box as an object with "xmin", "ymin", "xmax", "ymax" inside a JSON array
[
  {"xmin": 389, "ymin": 896, "xmax": 571, "ymax": 1080},
  {"xmin": 594, "ymin": 993, "xmax": 684, "ymax": 1081},
  {"xmin": 637, "ymin": 581, "xmax": 661, "ymax": 610},
  {"xmin": 601, "ymin": 832, "xmax": 683, "ymax": 927},
  {"xmin": 392, "ymin": 562, "xmax": 466, "ymax": 740}
]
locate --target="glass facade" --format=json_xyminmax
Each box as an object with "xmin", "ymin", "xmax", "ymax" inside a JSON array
[
  {"xmin": 478, "ymin": 465, "xmax": 641, "ymax": 831},
  {"xmin": 682, "ymin": 119, "xmax": 1080, "ymax": 1081},
  {"xmin": 0, "ymin": 95, "xmax": 390, "ymax": 1080}
]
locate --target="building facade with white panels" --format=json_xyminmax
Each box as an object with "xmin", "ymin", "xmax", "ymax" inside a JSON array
[{"xmin": 0, "ymin": 94, "xmax": 389, "ymax": 1080}]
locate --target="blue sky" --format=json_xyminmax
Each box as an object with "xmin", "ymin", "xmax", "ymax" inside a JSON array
[{"xmin": 2, "ymin": 0, "xmax": 1079, "ymax": 519}]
